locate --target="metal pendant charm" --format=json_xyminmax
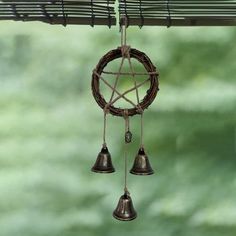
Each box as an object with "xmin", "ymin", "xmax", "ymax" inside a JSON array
[{"xmin": 125, "ymin": 130, "xmax": 132, "ymax": 143}]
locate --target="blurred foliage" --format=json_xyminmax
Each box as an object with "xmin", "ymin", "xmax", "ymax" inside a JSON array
[{"xmin": 0, "ymin": 21, "xmax": 235, "ymax": 236}]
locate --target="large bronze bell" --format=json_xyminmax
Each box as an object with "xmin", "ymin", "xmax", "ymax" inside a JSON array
[
  {"xmin": 130, "ymin": 147, "xmax": 154, "ymax": 175},
  {"xmin": 91, "ymin": 146, "xmax": 115, "ymax": 173},
  {"xmin": 113, "ymin": 192, "xmax": 137, "ymax": 221}
]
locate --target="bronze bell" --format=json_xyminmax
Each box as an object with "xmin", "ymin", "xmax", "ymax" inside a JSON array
[
  {"xmin": 91, "ymin": 146, "xmax": 115, "ymax": 173},
  {"xmin": 113, "ymin": 192, "xmax": 137, "ymax": 221},
  {"xmin": 130, "ymin": 147, "xmax": 154, "ymax": 175}
]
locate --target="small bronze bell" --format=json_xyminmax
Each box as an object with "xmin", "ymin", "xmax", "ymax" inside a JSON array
[
  {"xmin": 130, "ymin": 147, "xmax": 154, "ymax": 175},
  {"xmin": 113, "ymin": 192, "xmax": 137, "ymax": 221},
  {"xmin": 91, "ymin": 146, "xmax": 115, "ymax": 173}
]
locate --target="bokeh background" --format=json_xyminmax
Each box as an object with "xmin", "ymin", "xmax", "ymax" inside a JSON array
[{"xmin": 0, "ymin": 21, "xmax": 236, "ymax": 236}]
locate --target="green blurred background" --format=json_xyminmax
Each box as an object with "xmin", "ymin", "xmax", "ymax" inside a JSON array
[{"xmin": 0, "ymin": 21, "xmax": 236, "ymax": 236}]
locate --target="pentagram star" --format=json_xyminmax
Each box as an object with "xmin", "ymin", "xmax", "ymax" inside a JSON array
[{"xmin": 94, "ymin": 56, "xmax": 150, "ymax": 110}]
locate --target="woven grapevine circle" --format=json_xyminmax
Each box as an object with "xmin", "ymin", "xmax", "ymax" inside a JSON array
[{"xmin": 92, "ymin": 47, "xmax": 159, "ymax": 117}]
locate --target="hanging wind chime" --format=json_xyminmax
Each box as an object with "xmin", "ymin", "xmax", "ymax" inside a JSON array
[
  {"xmin": 91, "ymin": 19, "xmax": 159, "ymax": 221},
  {"xmin": 1, "ymin": 0, "xmax": 234, "ymax": 224}
]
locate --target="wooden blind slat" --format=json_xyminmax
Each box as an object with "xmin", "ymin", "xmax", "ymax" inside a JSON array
[
  {"xmin": 119, "ymin": 0, "xmax": 236, "ymax": 27},
  {"xmin": 0, "ymin": 0, "xmax": 116, "ymax": 26}
]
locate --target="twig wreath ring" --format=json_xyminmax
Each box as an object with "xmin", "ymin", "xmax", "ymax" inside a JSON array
[{"xmin": 92, "ymin": 47, "xmax": 159, "ymax": 117}]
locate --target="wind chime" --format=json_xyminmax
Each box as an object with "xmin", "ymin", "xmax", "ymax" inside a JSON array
[
  {"xmin": 91, "ymin": 19, "xmax": 159, "ymax": 221},
  {"xmin": 0, "ymin": 0, "xmax": 234, "ymax": 224}
]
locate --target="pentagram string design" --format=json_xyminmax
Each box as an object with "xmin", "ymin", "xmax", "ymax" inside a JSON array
[{"xmin": 93, "ymin": 48, "xmax": 154, "ymax": 113}]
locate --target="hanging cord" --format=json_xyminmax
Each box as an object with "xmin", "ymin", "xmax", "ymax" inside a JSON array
[
  {"xmin": 140, "ymin": 112, "xmax": 144, "ymax": 148},
  {"xmin": 123, "ymin": 109, "xmax": 131, "ymax": 195},
  {"xmin": 102, "ymin": 111, "xmax": 108, "ymax": 148},
  {"xmin": 120, "ymin": 17, "xmax": 127, "ymax": 47},
  {"xmin": 122, "ymin": 0, "xmax": 129, "ymax": 28}
]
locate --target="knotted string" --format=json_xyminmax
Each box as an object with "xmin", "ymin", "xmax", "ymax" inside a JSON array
[
  {"xmin": 102, "ymin": 111, "xmax": 108, "ymax": 148},
  {"xmin": 140, "ymin": 112, "xmax": 144, "ymax": 148},
  {"xmin": 123, "ymin": 109, "xmax": 130, "ymax": 194}
]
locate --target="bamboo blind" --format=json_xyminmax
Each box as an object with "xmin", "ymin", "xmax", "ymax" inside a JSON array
[
  {"xmin": 0, "ymin": 0, "xmax": 116, "ymax": 26},
  {"xmin": 119, "ymin": 0, "xmax": 236, "ymax": 27},
  {"xmin": 1, "ymin": 1, "xmax": 236, "ymax": 27}
]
